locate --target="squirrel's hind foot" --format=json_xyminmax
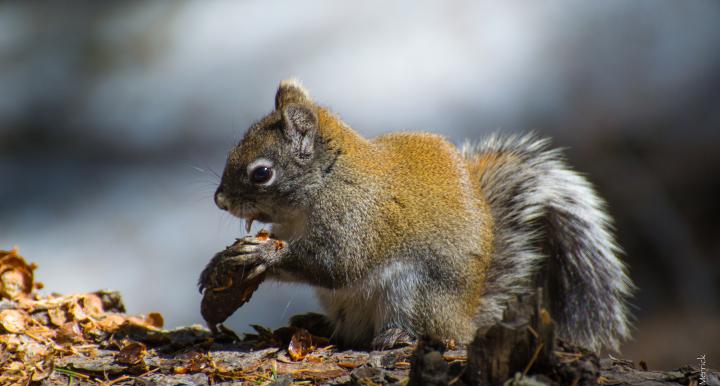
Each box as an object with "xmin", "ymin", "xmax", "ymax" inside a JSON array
[{"xmin": 371, "ymin": 328, "xmax": 415, "ymax": 350}]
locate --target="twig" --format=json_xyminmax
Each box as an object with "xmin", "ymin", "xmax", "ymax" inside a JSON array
[
  {"xmin": 523, "ymin": 343, "xmax": 544, "ymax": 376},
  {"xmin": 54, "ymin": 367, "xmax": 91, "ymax": 381}
]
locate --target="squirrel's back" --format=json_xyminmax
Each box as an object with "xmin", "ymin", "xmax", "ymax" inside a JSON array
[{"xmin": 369, "ymin": 132, "xmax": 491, "ymax": 241}]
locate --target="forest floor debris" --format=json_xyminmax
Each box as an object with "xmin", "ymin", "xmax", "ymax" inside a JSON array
[{"xmin": 1, "ymin": 248, "xmax": 716, "ymax": 385}]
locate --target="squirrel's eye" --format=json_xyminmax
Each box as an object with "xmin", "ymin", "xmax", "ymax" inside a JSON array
[{"xmin": 250, "ymin": 166, "xmax": 273, "ymax": 184}]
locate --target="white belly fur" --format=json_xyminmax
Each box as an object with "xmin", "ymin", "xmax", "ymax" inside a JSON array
[{"xmin": 314, "ymin": 260, "xmax": 421, "ymax": 345}]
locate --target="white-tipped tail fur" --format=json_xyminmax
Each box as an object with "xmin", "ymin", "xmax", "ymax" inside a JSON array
[{"xmin": 462, "ymin": 133, "xmax": 632, "ymax": 352}]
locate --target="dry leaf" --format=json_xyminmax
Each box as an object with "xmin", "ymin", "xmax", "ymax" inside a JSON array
[
  {"xmin": 183, "ymin": 351, "xmax": 208, "ymax": 373},
  {"xmin": 0, "ymin": 310, "xmax": 28, "ymax": 333},
  {"xmin": 337, "ymin": 361, "xmax": 362, "ymax": 369},
  {"xmin": 80, "ymin": 294, "xmax": 105, "ymax": 317},
  {"xmin": 288, "ymin": 329, "xmax": 316, "ymax": 361},
  {"xmin": 0, "ymin": 247, "xmax": 172, "ymax": 384},
  {"xmin": 116, "ymin": 341, "xmax": 147, "ymax": 365},
  {"xmin": 96, "ymin": 314, "xmax": 126, "ymax": 332},
  {"xmin": 275, "ymin": 361, "xmax": 348, "ymax": 382},
  {"xmin": 145, "ymin": 312, "xmax": 164, "ymax": 329},
  {"xmin": 4, "ymin": 360, "xmax": 23, "ymax": 371},
  {"xmin": 66, "ymin": 299, "xmax": 89, "ymax": 322},
  {"xmin": 305, "ymin": 355, "xmax": 324, "ymax": 363},
  {"xmin": 29, "ymin": 330, "xmax": 57, "ymax": 346},
  {"xmin": 127, "ymin": 315, "xmax": 162, "ymax": 330},
  {"xmin": 0, "ymin": 248, "xmax": 35, "ymax": 300},
  {"xmin": 47, "ymin": 307, "xmax": 67, "ymax": 327},
  {"xmin": 56, "ymin": 322, "xmax": 84, "ymax": 344},
  {"xmin": 31, "ymin": 363, "xmax": 53, "ymax": 381}
]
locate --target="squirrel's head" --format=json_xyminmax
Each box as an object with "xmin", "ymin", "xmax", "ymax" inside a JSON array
[{"xmin": 215, "ymin": 79, "xmax": 332, "ymax": 230}]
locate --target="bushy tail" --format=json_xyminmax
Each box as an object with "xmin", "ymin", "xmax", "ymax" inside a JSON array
[{"xmin": 463, "ymin": 133, "xmax": 632, "ymax": 352}]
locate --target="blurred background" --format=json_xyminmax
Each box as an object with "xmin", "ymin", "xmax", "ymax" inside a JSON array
[{"xmin": 1, "ymin": 0, "xmax": 718, "ymax": 369}]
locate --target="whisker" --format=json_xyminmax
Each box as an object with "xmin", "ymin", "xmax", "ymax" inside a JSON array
[
  {"xmin": 280, "ymin": 292, "xmax": 295, "ymax": 320},
  {"xmin": 208, "ymin": 166, "xmax": 222, "ymax": 179},
  {"xmin": 190, "ymin": 160, "xmax": 222, "ymax": 181}
]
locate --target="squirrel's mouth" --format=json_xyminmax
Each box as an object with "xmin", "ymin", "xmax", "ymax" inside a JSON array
[
  {"xmin": 241, "ymin": 212, "xmax": 273, "ymax": 233},
  {"xmin": 229, "ymin": 206, "xmax": 273, "ymax": 233},
  {"xmin": 224, "ymin": 200, "xmax": 275, "ymax": 233}
]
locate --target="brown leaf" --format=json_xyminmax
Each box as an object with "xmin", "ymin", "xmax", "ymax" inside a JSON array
[
  {"xmin": 30, "ymin": 361, "xmax": 53, "ymax": 381},
  {"xmin": 47, "ymin": 307, "xmax": 67, "ymax": 327},
  {"xmin": 67, "ymin": 299, "xmax": 89, "ymax": 322},
  {"xmin": 394, "ymin": 361, "xmax": 411, "ymax": 368},
  {"xmin": 183, "ymin": 351, "xmax": 208, "ymax": 373},
  {"xmin": 80, "ymin": 294, "xmax": 105, "ymax": 318},
  {"xmin": 337, "ymin": 361, "xmax": 362, "ymax": 369},
  {"xmin": 288, "ymin": 328, "xmax": 316, "ymax": 361},
  {"xmin": 116, "ymin": 341, "xmax": 147, "ymax": 365},
  {"xmin": 145, "ymin": 312, "xmax": 164, "ymax": 329},
  {"xmin": 24, "ymin": 326, "xmax": 56, "ymax": 343},
  {"xmin": 56, "ymin": 322, "xmax": 84, "ymax": 344},
  {"xmin": 275, "ymin": 361, "xmax": 347, "ymax": 382},
  {"xmin": 305, "ymin": 355, "xmax": 324, "ymax": 363},
  {"xmin": 0, "ymin": 334, "xmax": 21, "ymax": 349},
  {"xmin": 0, "ymin": 248, "xmax": 35, "ymax": 300},
  {"xmin": 0, "ymin": 309, "xmax": 29, "ymax": 333},
  {"xmin": 127, "ymin": 314, "xmax": 163, "ymax": 330},
  {"xmin": 96, "ymin": 314, "xmax": 126, "ymax": 332}
]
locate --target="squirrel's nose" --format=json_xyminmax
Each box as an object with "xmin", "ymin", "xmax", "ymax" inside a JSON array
[{"xmin": 215, "ymin": 189, "xmax": 229, "ymax": 211}]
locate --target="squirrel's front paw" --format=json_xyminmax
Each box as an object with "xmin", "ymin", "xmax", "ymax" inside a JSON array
[
  {"xmin": 197, "ymin": 254, "xmax": 266, "ymax": 294},
  {"xmin": 198, "ymin": 234, "xmax": 286, "ymax": 293}
]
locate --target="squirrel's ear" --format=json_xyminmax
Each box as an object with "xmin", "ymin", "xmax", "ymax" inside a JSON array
[
  {"xmin": 275, "ymin": 78, "xmax": 311, "ymax": 110},
  {"xmin": 281, "ymin": 103, "xmax": 317, "ymax": 159}
]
